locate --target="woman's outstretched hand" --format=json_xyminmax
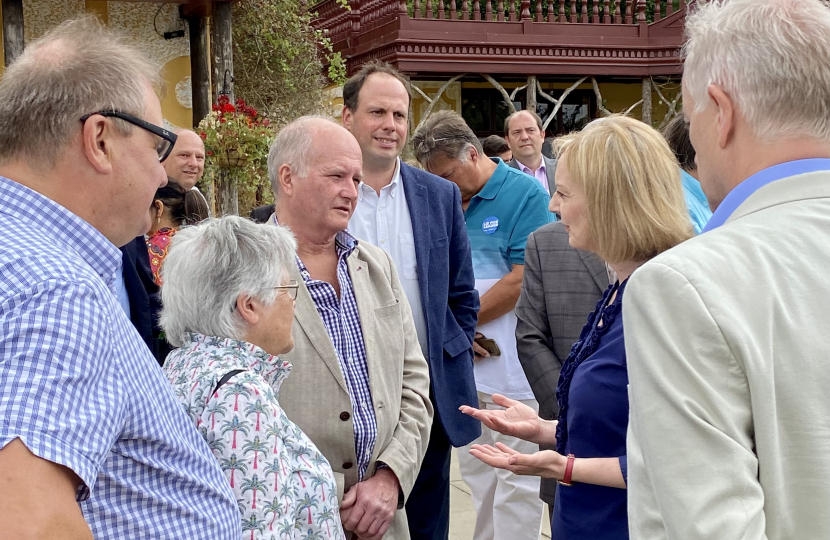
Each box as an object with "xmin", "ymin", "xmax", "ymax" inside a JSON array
[
  {"xmin": 468, "ymin": 443, "xmax": 566, "ymax": 479},
  {"xmin": 459, "ymin": 394, "xmax": 556, "ymax": 445}
]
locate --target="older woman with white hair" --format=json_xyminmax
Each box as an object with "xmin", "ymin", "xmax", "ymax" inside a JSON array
[{"xmin": 160, "ymin": 216, "xmax": 346, "ymax": 540}]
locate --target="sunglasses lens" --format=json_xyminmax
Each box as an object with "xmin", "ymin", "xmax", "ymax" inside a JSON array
[{"xmin": 157, "ymin": 138, "xmax": 173, "ymax": 162}]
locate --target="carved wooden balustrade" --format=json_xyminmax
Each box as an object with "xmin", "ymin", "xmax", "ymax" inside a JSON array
[{"xmin": 312, "ymin": 0, "xmax": 692, "ymax": 76}]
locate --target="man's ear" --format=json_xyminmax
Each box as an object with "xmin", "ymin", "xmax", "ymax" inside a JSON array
[
  {"xmin": 342, "ymin": 107, "xmax": 353, "ymax": 131},
  {"xmin": 469, "ymin": 145, "xmax": 481, "ymax": 165},
  {"xmin": 278, "ymin": 164, "xmax": 295, "ymax": 197},
  {"xmin": 81, "ymin": 115, "xmax": 115, "ymax": 174},
  {"xmin": 708, "ymin": 84, "xmax": 735, "ymax": 150},
  {"xmin": 235, "ymin": 294, "xmax": 259, "ymax": 326}
]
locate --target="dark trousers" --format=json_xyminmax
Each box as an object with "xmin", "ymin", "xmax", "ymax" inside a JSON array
[{"xmin": 405, "ymin": 417, "xmax": 451, "ymax": 540}]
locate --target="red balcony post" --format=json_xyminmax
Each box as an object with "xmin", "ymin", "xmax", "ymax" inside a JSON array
[
  {"xmin": 559, "ymin": 0, "xmax": 566, "ymax": 22},
  {"xmin": 637, "ymin": 0, "xmax": 646, "ymax": 23},
  {"xmin": 485, "ymin": 0, "xmax": 492, "ymax": 19},
  {"xmin": 654, "ymin": 0, "xmax": 661, "ymax": 21},
  {"xmin": 603, "ymin": 0, "xmax": 610, "ymax": 22},
  {"xmin": 498, "ymin": 0, "xmax": 505, "ymax": 21},
  {"xmin": 438, "ymin": 0, "xmax": 445, "ymax": 19},
  {"xmin": 509, "ymin": 0, "xmax": 516, "ymax": 21},
  {"xmin": 520, "ymin": 0, "xmax": 531, "ymax": 20},
  {"xmin": 450, "ymin": 0, "xmax": 457, "ymax": 19},
  {"xmin": 426, "ymin": 0, "xmax": 433, "ymax": 18},
  {"xmin": 666, "ymin": 0, "xmax": 674, "ymax": 16},
  {"xmin": 536, "ymin": 0, "xmax": 543, "ymax": 22},
  {"xmin": 475, "ymin": 0, "xmax": 482, "ymax": 19},
  {"xmin": 350, "ymin": 0, "xmax": 361, "ymax": 35},
  {"xmin": 581, "ymin": 0, "xmax": 588, "ymax": 22},
  {"xmin": 462, "ymin": 0, "xmax": 469, "ymax": 19},
  {"xmin": 570, "ymin": 0, "xmax": 576, "ymax": 23},
  {"xmin": 625, "ymin": 0, "xmax": 633, "ymax": 23}
]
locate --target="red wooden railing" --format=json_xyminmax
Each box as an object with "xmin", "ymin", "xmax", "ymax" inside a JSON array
[
  {"xmin": 311, "ymin": 0, "xmax": 692, "ymax": 75},
  {"xmin": 315, "ymin": 0, "xmax": 689, "ymax": 46}
]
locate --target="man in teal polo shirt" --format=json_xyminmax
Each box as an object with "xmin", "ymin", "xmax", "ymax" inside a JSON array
[{"xmin": 413, "ymin": 110, "xmax": 552, "ymax": 540}]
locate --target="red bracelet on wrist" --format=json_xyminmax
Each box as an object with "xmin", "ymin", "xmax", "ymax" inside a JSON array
[{"xmin": 558, "ymin": 454, "xmax": 575, "ymax": 486}]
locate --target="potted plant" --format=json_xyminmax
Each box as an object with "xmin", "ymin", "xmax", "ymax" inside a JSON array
[{"xmin": 197, "ymin": 95, "xmax": 275, "ymax": 215}]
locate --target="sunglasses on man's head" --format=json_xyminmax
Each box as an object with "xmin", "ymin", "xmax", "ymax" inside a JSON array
[{"xmin": 80, "ymin": 110, "xmax": 178, "ymax": 162}]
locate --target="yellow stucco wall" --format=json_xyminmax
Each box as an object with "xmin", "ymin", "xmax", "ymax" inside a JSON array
[{"xmin": 0, "ymin": 0, "xmax": 196, "ymax": 128}]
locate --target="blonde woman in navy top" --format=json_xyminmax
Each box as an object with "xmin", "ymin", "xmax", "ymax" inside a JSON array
[{"xmin": 461, "ymin": 115, "xmax": 693, "ymax": 539}]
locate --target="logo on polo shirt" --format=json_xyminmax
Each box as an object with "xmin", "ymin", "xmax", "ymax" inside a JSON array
[{"xmin": 482, "ymin": 216, "xmax": 499, "ymax": 234}]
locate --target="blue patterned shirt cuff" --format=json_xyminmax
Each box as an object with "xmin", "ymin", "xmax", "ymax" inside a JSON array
[{"xmin": 619, "ymin": 455, "xmax": 627, "ymax": 485}]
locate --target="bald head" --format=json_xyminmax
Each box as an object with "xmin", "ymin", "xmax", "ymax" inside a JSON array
[
  {"xmin": 163, "ymin": 129, "xmax": 205, "ymax": 189},
  {"xmin": 0, "ymin": 16, "xmax": 161, "ymax": 167},
  {"xmin": 268, "ymin": 116, "xmax": 362, "ymax": 242},
  {"xmin": 268, "ymin": 116, "xmax": 360, "ymax": 193}
]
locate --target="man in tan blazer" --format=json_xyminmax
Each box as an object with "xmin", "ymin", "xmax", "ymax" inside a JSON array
[
  {"xmin": 268, "ymin": 116, "xmax": 433, "ymax": 540},
  {"xmin": 624, "ymin": 1, "xmax": 830, "ymax": 539}
]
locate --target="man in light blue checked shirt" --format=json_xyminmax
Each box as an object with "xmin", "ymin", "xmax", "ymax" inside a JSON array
[{"xmin": 0, "ymin": 19, "xmax": 239, "ymax": 539}]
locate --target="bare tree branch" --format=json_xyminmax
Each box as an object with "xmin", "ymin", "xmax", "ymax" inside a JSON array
[
  {"xmin": 535, "ymin": 80, "xmax": 556, "ymax": 104},
  {"xmin": 414, "ymin": 73, "xmax": 468, "ymax": 133},
  {"xmin": 652, "ymin": 78, "xmax": 683, "ymax": 129},
  {"xmin": 526, "ymin": 76, "xmax": 537, "ymax": 112},
  {"xmin": 542, "ymin": 77, "xmax": 587, "ymax": 131},
  {"xmin": 623, "ymin": 99, "xmax": 644, "ymax": 116},
  {"xmin": 509, "ymin": 84, "xmax": 528, "ymax": 101},
  {"xmin": 411, "ymin": 84, "xmax": 432, "ymax": 103},
  {"xmin": 481, "ymin": 73, "xmax": 518, "ymax": 114},
  {"xmin": 591, "ymin": 77, "xmax": 613, "ymax": 117}
]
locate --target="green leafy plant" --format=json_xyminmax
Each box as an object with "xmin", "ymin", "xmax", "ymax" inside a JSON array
[{"xmin": 232, "ymin": 0, "xmax": 347, "ymax": 129}]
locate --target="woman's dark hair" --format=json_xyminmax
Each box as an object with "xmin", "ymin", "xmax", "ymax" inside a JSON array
[
  {"xmin": 662, "ymin": 115, "xmax": 696, "ymax": 172},
  {"xmin": 153, "ymin": 180, "xmax": 210, "ymax": 226}
]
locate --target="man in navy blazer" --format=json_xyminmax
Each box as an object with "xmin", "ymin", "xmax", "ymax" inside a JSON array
[{"xmin": 344, "ymin": 61, "xmax": 480, "ymax": 539}]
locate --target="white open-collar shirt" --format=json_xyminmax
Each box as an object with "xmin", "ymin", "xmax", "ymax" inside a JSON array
[{"xmin": 349, "ymin": 158, "xmax": 428, "ymax": 355}]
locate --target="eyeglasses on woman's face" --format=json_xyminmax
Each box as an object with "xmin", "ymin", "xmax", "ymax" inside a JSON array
[
  {"xmin": 80, "ymin": 110, "xmax": 178, "ymax": 162},
  {"xmin": 273, "ymin": 280, "xmax": 299, "ymax": 300}
]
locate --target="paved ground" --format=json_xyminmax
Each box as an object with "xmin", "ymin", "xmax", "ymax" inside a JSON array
[{"xmin": 448, "ymin": 449, "xmax": 552, "ymax": 540}]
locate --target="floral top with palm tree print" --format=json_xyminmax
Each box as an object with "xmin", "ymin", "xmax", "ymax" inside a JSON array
[{"xmin": 163, "ymin": 333, "xmax": 346, "ymax": 540}]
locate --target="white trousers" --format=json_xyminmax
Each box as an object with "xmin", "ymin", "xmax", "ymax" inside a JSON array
[{"xmin": 457, "ymin": 392, "xmax": 544, "ymax": 540}]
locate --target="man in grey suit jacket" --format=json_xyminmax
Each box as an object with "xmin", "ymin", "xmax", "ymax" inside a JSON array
[
  {"xmin": 505, "ymin": 110, "xmax": 557, "ymax": 194},
  {"xmin": 625, "ymin": 1, "xmax": 830, "ymax": 539},
  {"xmin": 515, "ymin": 221, "xmax": 608, "ymax": 516},
  {"xmin": 269, "ymin": 116, "xmax": 432, "ymax": 540}
]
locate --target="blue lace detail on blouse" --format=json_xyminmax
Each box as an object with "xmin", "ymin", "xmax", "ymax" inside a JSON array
[{"xmin": 555, "ymin": 279, "xmax": 628, "ymax": 455}]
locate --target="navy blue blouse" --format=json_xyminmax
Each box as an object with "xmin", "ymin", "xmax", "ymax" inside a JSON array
[{"xmin": 552, "ymin": 279, "xmax": 629, "ymax": 540}]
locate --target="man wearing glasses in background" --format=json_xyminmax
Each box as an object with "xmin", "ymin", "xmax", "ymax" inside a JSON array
[{"xmin": 0, "ymin": 18, "xmax": 239, "ymax": 540}]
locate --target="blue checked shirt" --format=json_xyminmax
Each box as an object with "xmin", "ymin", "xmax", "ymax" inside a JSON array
[
  {"xmin": 296, "ymin": 229, "xmax": 377, "ymax": 480},
  {"xmin": 0, "ymin": 177, "xmax": 239, "ymax": 539}
]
